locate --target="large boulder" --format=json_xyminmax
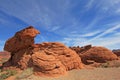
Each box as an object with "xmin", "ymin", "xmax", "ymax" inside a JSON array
[
  {"xmin": 3, "ymin": 26, "xmax": 83, "ymax": 76},
  {"xmin": 32, "ymin": 42, "xmax": 83, "ymax": 70},
  {"xmin": 80, "ymin": 47, "xmax": 118, "ymax": 64},
  {"xmin": 31, "ymin": 51, "xmax": 66, "ymax": 76},
  {"xmin": 70, "ymin": 45, "xmax": 118, "ymax": 64},
  {"xmin": 4, "ymin": 26, "xmax": 40, "ymax": 53}
]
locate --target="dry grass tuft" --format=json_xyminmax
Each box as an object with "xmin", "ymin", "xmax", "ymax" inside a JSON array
[{"xmin": 16, "ymin": 68, "xmax": 33, "ymax": 80}]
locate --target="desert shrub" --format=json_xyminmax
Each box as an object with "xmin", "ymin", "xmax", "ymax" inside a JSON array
[
  {"xmin": 16, "ymin": 68, "xmax": 33, "ymax": 80},
  {"xmin": 0, "ymin": 70, "xmax": 17, "ymax": 80},
  {"xmin": 99, "ymin": 62, "xmax": 109, "ymax": 68}
]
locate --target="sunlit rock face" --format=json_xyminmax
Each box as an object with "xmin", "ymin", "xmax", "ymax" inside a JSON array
[
  {"xmin": 4, "ymin": 26, "xmax": 40, "ymax": 53},
  {"xmin": 3, "ymin": 26, "xmax": 83, "ymax": 77},
  {"xmin": 70, "ymin": 45, "xmax": 118, "ymax": 64}
]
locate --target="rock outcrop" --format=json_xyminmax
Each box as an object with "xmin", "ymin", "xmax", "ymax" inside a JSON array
[
  {"xmin": 70, "ymin": 45, "xmax": 118, "ymax": 64},
  {"xmin": 3, "ymin": 26, "xmax": 83, "ymax": 76},
  {"xmin": 4, "ymin": 26, "xmax": 40, "ymax": 53},
  {"xmin": 113, "ymin": 49, "xmax": 120, "ymax": 56},
  {"xmin": 70, "ymin": 45, "xmax": 92, "ymax": 54}
]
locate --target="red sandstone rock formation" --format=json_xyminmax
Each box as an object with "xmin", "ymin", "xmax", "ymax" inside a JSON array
[
  {"xmin": 4, "ymin": 26, "xmax": 40, "ymax": 52},
  {"xmin": 69, "ymin": 46, "xmax": 81, "ymax": 54},
  {"xmin": 0, "ymin": 56, "xmax": 2, "ymax": 62},
  {"xmin": 3, "ymin": 26, "xmax": 83, "ymax": 76},
  {"xmin": 70, "ymin": 45, "xmax": 118, "ymax": 64},
  {"xmin": 113, "ymin": 49, "xmax": 120, "ymax": 56},
  {"xmin": 70, "ymin": 45, "xmax": 92, "ymax": 54}
]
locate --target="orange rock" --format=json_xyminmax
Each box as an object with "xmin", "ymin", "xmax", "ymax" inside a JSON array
[
  {"xmin": 69, "ymin": 46, "xmax": 81, "ymax": 54},
  {"xmin": 4, "ymin": 26, "xmax": 40, "ymax": 52},
  {"xmin": 3, "ymin": 26, "xmax": 83, "ymax": 77},
  {"xmin": 70, "ymin": 44, "xmax": 92, "ymax": 54},
  {"xmin": 32, "ymin": 51, "xmax": 66, "ymax": 76},
  {"xmin": 113, "ymin": 49, "xmax": 120, "ymax": 56},
  {"xmin": 34, "ymin": 42, "xmax": 83, "ymax": 70},
  {"xmin": 80, "ymin": 47, "xmax": 118, "ymax": 64},
  {"xmin": 0, "ymin": 56, "xmax": 2, "ymax": 62},
  {"xmin": 18, "ymin": 54, "xmax": 32, "ymax": 69},
  {"xmin": 3, "ymin": 42, "xmax": 83, "ymax": 76}
]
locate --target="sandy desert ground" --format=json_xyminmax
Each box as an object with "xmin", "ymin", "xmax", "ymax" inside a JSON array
[{"xmin": 19, "ymin": 68, "xmax": 120, "ymax": 80}]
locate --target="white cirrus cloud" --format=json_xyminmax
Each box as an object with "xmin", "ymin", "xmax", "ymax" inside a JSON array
[
  {"xmin": 62, "ymin": 24, "xmax": 120, "ymax": 49},
  {"xmin": 85, "ymin": 0, "xmax": 95, "ymax": 10},
  {"xmin": 80, "ymin": 31, "xmax": 101, "ymax": 37}
]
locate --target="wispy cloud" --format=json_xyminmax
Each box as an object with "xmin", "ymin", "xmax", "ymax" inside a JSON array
[
  {"xmin": 0, "ymin": 0, "xmax": 73, "ymax": 30},
  {"xmin": 62, "ymin": 30, "xmax": 101, "ymax": 46},
  {"xmin": 84, "ymin": 35, "xmax": 120, "ymax": 49},
  {"xmin": 83, "ymin": 24, "xmax": 120, "ymax": 48},
  {"xmin": 0, "ymin": 10, "xmax": 28, "ymax": 28},
  {"xmin": 67, "ymin": 30, "xmax": 101, "ymax": 38},
  {"xmin": 0, "ymin": 0, "xmax": 120, "ymax": 50},
  {"xmin": 49, "ymin": 26, "xmax": 60, "ymax": 31},
  {"xmin": 89, "ymin": 24, "xmax": 120, "ymax": 40},
  {"xmin": 85, "ymin": 16, "xmax": 102, "ymax": 30},
  {"xmin": 62, "ymin": 24, "xmax": 120, "ymax": 49},
  {"xmin": 62, "ymin": 37, "xmax": 86, "ymax": 46},
  {"xmin": 116, "ymin": 9, "xmax": 120, "ymax": 14},
  {"xmin": 80, "ymin": 31, "xmax": 101, "ymax": 37},
  {"xmin": 85, "ymin": 0, "xmax": 95, "ymax": 10},
  {"xmin": 99, "ymin": 0, "xmax": 120, "ymax": 14}
]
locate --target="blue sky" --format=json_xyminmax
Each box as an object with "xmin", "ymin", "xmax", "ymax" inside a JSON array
[{"xmin": 0, "ymin": 0, "xmax": 120, "ymax": 51}]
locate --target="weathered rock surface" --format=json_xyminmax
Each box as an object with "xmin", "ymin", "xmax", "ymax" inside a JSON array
[
  {"xmin": 0, "ymin": 56, "xmax": 2, "ymax": 62},
  {"xmin": 70, "ymin": 45, "xmax": 92, "ymax": 54},
  {"xmin": 80, "ymin": 47, "xmax": 118, "ymax": 64},
  {"xmin": 33, "ymin": 43, "xmax": 83, "ymax": 69},
  {"xmin": 70, "ymin": 45, "xmax": 118, "ymax": 64},
  {"xmin": 3, "ymin": 26, "xmax": 83, "ymax": 76},
  {"xmin": 4, "ymin": 26, "xmax": 40, "ymax": 52},
  {"xmin": 69, "ymin": 46, "xmax": 81, "ymax": 54},
  {"xmin": 113, "ymin": 49, "xmax": 120, "ymax": 56}
]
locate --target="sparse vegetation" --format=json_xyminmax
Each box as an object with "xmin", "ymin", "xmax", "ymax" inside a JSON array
[
  {"xmin": 99, "ymin": 62, "xmax": 110, "ymax": 68},
  {"xmin": 19, "ymin": 68, "xmax": 120, "ymax": 80},
  {"xmin": 16, "ymin": 68, "xmax": 33, "ymax": 80},
  {"xmin": 99, "ymin": 60, "xmax": 120, "ymax": 68},
  {"xmin": 0, "ymin": 69, "xmax": 17, "ymax": 80}
]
